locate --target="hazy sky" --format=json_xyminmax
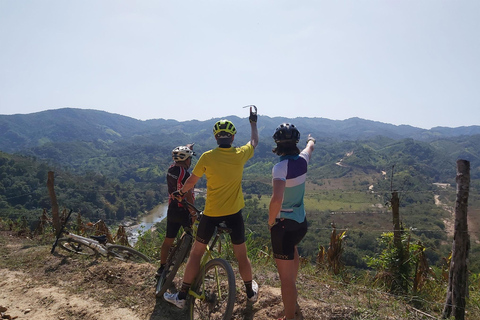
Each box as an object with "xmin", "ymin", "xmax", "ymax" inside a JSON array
[{"xmin": 1, "ymin": 1, "xmax": 479, "ymax": 129}]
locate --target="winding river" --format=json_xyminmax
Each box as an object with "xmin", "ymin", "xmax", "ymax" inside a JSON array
[{"xmin": 127, "ymin": 202, "xmax": 168, "ymax": 245}]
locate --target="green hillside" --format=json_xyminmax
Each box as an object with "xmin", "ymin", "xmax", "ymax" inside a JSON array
[{"xmin": 1, "ymin": 108, "xmax": 479, "ymax": 277}]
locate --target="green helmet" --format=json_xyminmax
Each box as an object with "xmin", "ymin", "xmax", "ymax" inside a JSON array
[{"xmin": 213, "ymin": 119, "xmax": 237, "ymax": 137}]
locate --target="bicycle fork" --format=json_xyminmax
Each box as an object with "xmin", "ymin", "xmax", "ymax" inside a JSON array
[{"xmin": 188, "ymin": 264, "xmax": 225, "ymax": 302}]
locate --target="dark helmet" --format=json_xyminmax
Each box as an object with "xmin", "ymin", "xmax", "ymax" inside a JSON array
[{"xmin": 273, "ymin": 123, "xmax": 300, "ymax": 144}]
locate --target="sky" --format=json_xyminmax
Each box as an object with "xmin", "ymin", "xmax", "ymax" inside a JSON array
[{"xmin": 1, "ymin": 1, "xmax": 479, "ymax": 129}]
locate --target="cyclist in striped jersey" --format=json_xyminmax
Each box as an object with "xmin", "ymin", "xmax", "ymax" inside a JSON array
[{"xmin": 268, "ymin": 123, "xmax": 315, "ymax": 320}]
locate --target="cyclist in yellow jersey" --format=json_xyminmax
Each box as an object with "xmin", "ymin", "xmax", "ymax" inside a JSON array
[{"xmin": 164, "ymin": 106, "xmax": 259, "ymax": 308}]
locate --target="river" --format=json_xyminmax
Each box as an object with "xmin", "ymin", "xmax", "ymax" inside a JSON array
[{"xmin": 127, "ymin": 202, "xmax": 168, "ymax": 245}]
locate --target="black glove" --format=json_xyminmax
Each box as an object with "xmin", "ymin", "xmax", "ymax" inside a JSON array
[
  {"xmin": 249, "ymin": 105, "xmax": 257, "ymax": 123},
  {"xmin": 172, "ymin": 189, "xmax": 186, "ymax": 201}
]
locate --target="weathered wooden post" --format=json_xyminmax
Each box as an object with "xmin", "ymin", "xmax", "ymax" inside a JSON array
[
  {"xmin": 391, "ymin": 190, "xmax": 407, "ymax": 293},
  {"xmin": 47, "ymin": 171, "xmax": 60, "ymax": 234},
  {"xmin": 443, "ymin": 160, "xmax": 470, "ymax": 320},
  {"xmin": 392, "ymin": 191, "xmax": 401, "ymax": 249}
]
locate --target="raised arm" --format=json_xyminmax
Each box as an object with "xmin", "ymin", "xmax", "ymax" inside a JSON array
[
  {"xmin": 303, "ymin": 134, "xmax": 315, "ymax": 157},
  {"xmin": 250, "ymin": 122, "xmax": 258, "ymax": 149},
  {"xmin": 248, "ymin": 105, "xmax": 258, "ymax": 149}
]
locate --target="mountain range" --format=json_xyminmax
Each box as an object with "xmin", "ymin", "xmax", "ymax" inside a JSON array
[{"xmin": 1, "ymin": 108, "xmax": 480, "ymax": 153}]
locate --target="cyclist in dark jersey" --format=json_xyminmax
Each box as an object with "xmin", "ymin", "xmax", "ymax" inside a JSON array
[
  {"xmin": 269, "ymin": 123, "xmax": 315, "ymax": 320},
  {"xmin": 156, "ymin": 144, "xmax": 196, "ymax": 278}
]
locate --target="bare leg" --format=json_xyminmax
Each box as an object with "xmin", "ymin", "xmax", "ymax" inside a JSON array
[
  {"xmin": 276, "ymin": 257, "xmax": 297, "ymax": 319},
  {"xmin": 233, "ymin": 243, "xmax": 253, "ymax": 282},
  {"xmin": 182, "ymin": 240, "xmax": 207, "ymax": 284}
]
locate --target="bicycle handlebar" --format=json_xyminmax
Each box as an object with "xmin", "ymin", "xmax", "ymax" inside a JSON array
[
  {"xmin": 51, "ymin": 209, "xmax": 73, "ymax": 254},
  {"xmin": 182, "ymin": 200, "xmax": 202, "ymax": 217}
]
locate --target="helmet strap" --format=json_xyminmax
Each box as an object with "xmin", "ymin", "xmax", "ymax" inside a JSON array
[
  {"xmin": 216, "ymin": 135, "xmax": 234, "ymax": 147},
  {"xmin": 174, "ymin": 158, "xmax": 191, "ymax": 167}
]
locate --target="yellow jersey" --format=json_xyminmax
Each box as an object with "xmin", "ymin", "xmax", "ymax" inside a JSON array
[{"xmin": 192, "ymin": 143, "xmax": 254, "ymax": 217}]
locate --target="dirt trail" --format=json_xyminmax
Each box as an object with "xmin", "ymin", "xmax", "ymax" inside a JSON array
[
  {"xmin": 434, "ymin": 194, "xmax": 455, "ymax": 238},
  {"xmin": 0, "ymin": 231, "xmax": 358, "ymax": 320},
  {"xmin": 0, "ymin": 266, "xmax": 353, "ymax": 320},
  {"xmin": 1, "ymin": 269, "xmax": 139, "ymax": 320}
]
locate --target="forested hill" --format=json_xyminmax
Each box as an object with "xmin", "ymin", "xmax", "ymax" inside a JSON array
[
  {"xmin": 2, "ymin": 108, "xmax": 480, "ymax": 153},
  {"xmin": 2, "ymin": 107, "xmax": 480, "ymax": 275},
  {"xmin": 1, "ymin": 107, "xmax": 479, "ymax": 223}
]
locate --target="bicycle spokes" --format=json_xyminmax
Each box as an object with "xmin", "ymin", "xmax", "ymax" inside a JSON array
[{"xmin": 190, "ymin": 259, "xmax": 235, "ymax": 320}]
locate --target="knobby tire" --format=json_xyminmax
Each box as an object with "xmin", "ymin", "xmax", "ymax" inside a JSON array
[
  {"xmin": 156, "ymin": 233, "xmax": 193, "ymax": 297},
  {"xmin": 107, "ymin": 245, "xmax": 151, "ymax": 263},
  {"xmin": 189, "ymin": 258, "xmax": 236, "ymax": 320}
]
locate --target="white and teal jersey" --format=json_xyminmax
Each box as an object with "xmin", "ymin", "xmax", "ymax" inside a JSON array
[{"xmin": 272, "ymin": 150, "xmax": 310, "ymax": 223}]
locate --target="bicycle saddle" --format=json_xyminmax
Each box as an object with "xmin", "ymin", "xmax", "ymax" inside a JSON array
[
  {"xmin": 217, "ymin": 222, "xmax": 232, "ymax": 234},
  {"xmin": 90, "ymin": 234, "xmax": 107, "ymax": 244}
]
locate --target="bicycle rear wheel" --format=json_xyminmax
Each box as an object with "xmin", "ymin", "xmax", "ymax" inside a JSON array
[
  {"xmin": 107, "ymin": 245, "xmax": 151, "ymax": 263},
  {"xmin": 58, "ymin": 238, "xmax": 98, "ymax": 257},
  {"xmin": 156, "ymin": 232, "xmax": 193, "ymax": 298},
  {"xmin": 189, "ymin": 258, "xmax": 236, "ymax": 320}
]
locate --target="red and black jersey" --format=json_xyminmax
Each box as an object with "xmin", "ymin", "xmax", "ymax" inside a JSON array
[{"xmin": 167, "ymin": 164, "xmax": 191, "ymax": 206}]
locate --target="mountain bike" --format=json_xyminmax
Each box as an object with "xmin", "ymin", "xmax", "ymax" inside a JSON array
[
  {"xmin": 155, "ymin": 219, "xmax": 195, "ymax": 297},
  {"xmin": 51, "ymin": 210, "xmax": 151, "ymax": 263},
  {"xmin": 156, "ymin": 201, "xmax": 236, "ymax": 320}
]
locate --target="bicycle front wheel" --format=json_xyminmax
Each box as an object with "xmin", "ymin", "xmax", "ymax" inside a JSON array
[
  {"xmin": 156, "ymin": 233, "xmax": 193, "ymax": 298},
  {"xmin": 189, "ymin": 258, "xmax": 236, "ymax": 320},
  {"xmin": 107, "ymin": 245, "xmax": 151, "ymax": 263},
  {"xmin": 58, "ymin": 238, "xmax": 98, "ymax": 257}
]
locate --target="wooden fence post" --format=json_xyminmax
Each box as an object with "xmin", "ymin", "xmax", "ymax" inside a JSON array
[
  {"xmin": 443, "ymin": 160, "xmax": 470, "ymax": 320},
  {"xmin": 47, "ymin": 171, "xmax": 60, "ymax": 234},
  {"xmin": 391, "ymin": 190, "xmax": 407, "ymax": 293},
  {"xmin": 392, "ymin": 191, "xmax": 401, "ymax": 249}
]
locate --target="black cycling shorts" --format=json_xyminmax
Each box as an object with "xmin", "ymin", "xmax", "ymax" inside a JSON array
[
  {"xmin": 196, "ymin": 210, "xmax": 245, "ymax": 245},
  {"xmin": 166, "ymin": 206, "xmax": 192, "ymax": 239},
  {"xmin": 270, "ymin": 218, "xmax": 308, "ymax": 260}
]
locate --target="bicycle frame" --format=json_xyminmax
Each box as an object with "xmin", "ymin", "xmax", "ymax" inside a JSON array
[
  {"xmin": 179, "ymin": 201, "xmax": 231, "ymax": 298},
  {"xmin": 52, "ymin": 210, "xmax": 151, "ymax": 264},
  {"xmin": 187, "ymin": 220, "xmax": 230, "ymax": 300},
  {"xmin": 62, "ymin": 232, "xmax": 110, "ymax": 256},
  {"xmin": 159, "ymin": 200, "xmax": 235, "ymax": 319},
  {"xmin": 188, "ymin": 244, "xmax": 215, "ymax": 300}
]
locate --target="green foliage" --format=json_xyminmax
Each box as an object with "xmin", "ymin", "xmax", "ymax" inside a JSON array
[
  {"xmin": 133, "ymin": 228, "xmax": 164, "ymax": 260},
  {"xmin": 365, "ymin": 232, "xmax": 425, "ymax": 294},
  {"xmin": 0, "ymin": 151, "xmax": 166, "ymax": 225},
  {"xmin": 241, "ymin": 180, "xmax": 271, "ymax": 195}
]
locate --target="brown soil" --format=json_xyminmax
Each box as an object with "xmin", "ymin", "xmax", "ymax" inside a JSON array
[{"xmin": 0, "ymin": 231, "xmax": 432, "ymax": 320}]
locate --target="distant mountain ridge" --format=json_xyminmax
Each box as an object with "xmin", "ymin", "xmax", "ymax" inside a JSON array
[{"xmin": 1, "ymin": 108, "xmax": 479, "ymax": 153}]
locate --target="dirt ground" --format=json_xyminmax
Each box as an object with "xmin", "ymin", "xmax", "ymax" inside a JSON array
[{"xmin": 0, "ymin": 232, "xmax": 359, "ymax": 320}]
